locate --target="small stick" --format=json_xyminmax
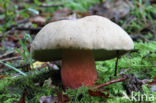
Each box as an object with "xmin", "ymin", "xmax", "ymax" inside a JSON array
[
  {"xmin": 130, "ymin": 34, "xmax": 151, "ymax": 42},
  {"xmin": 5, "ymin": 19, "xmax": 29, "ymax": 35},
  {"xmin": 114, "ymin": 51, "xmax": 119, "ymax": 76},
  {"xmin": 5, "ymin": 27, "xmax": 42, "ymax": 35},
  {"xmin": 15, "ymin": 27, "xmax": 42, "ymax": 31},
  {"xmin": 0, "ymin": 56, "xmax": 22, "ymax": 62},
  {"xmin": 6, "ymin": 19, "xmax": 29, "ymax": 31},
  {"xmin": 4, "ymin": 20, "xmax": 41, "ymax": 35},
  {"xmin": 94, "ymin": 76, "xmax": 127, "ymax": 89},
  {"xmin": 0, "ymin": 51, "xmax": 14, "ymax": 59}
]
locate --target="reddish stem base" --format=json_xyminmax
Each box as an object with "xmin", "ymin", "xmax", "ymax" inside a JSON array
[{"xmin": 61, "ymin": 49, "xmax": 97, "ymax": 89}]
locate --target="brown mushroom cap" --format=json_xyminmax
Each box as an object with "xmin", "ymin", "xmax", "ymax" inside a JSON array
[{"xmin": 31, "ymin": 15, "xmax": 134, "ymax": 61}]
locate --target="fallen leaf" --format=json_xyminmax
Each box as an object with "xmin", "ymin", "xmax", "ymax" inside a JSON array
[
  {"xmin": 88, "ymin": 89, "xmax": 109, "ymax": 98},
  {"xmin": 31, "ymin": 61, "xmax": 47, "ymax": 69},
  {"xmin": 0, "ymin": 75, "xmax": 7, "ymax": 79},
  {"xmin": 89, "ymin": 0, "xmax": 133, "ymax": 22},
  {"xmin": 30, "ymin": 16, "xmax": 46, "ymax": 26},
  {"xmin": 51, "ymin": 8, "xmax": 73, "ymax": 21}
]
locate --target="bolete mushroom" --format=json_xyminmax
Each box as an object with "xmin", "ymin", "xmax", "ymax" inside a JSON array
[{"xmin": 31, "ymin": 15, "xmax": 134, "ymax": 89}]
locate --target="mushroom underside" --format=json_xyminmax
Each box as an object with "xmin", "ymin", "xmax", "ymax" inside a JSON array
[{"xmin": 32, "ymin": 49, "xmax": 128, "ymax": 61}]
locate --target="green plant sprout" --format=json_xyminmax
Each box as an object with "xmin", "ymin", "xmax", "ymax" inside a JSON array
[
  {"xmin": 15, "ymin": 33, "xmax": 33, "ymax": 67},
  {"xmin": 0, "ymin": 61, "xmax": 27, "ymax": 76}
]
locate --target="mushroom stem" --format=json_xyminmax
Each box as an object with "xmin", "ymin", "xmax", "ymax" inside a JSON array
[{"xmin": 61, "ymin": 49, "xmax": 97, "ymax": 89}]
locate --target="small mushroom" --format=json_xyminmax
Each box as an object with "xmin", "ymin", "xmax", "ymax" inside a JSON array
[{"xmin": 31, "ymin": 15, "xmax": 134, "ymax": 89}]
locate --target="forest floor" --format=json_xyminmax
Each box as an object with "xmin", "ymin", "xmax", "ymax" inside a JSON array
[{"xmin": 0, "ymin": 0, "xmax": 156, "ymax": 103}]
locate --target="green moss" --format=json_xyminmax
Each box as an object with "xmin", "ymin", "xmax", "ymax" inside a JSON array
[
  {"xmin": 0, "ymin": 41, "xmax": 155, "ymax": 103},
  {"xmin": 65, "ymin": 41, "xmax": 156, "ymax": 103},
  {"xmin": 1, "ymin": 0, "xmax": 156, "ymax": 102}
]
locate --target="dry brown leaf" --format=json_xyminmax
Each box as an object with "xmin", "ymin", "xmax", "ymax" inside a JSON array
[
  {"xmin": 0, "ymin": 75, "xmax": 7, "ymax": 79},
  {"xmin": 89, "ymin": 0, "xmax": 133, "ymax": 22},
  {"xmin": 88, "ymin": 89, "xmax": 109, "ymax": 98},
  {"xmin": 51, "ymin": 8, "xmax": 73, "ymax": 22},
  {"xmin": 30, "ymin": 16, "xmax": 46, "ymax": 26}
]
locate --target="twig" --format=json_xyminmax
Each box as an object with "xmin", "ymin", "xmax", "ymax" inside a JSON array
[
  {"xmin": 6, "ymin": 19, "xmax": 29, "ymax": 31},
  {"xmin": 0, "ymin": 51, "xmax": 14, "ymax": 59},
  {"xmin": 5, "ymin": 27, "xmax": 42, "ymax": 35},
  {"xmin": 94, "ymin": 76, "xmax": 128, "ymax": 89},
  {"xmin": 4, "ymin": 19, "xmax": 41, "ymax": 35},
  {"xmin": 15, "ymin": 27, "xmax": 42, "ymax": 31},
  {"xmin": 114, "ymin": 51, "xmax": 119, "ymax": 76},
  {"xmin": 5, "ymin": 19, "xmax": 29, "ymax": 35},
  {"xmin": 0, "ymin": 56, "xmax": 22, "ymax": 62},
  {"xmin": 130, "ymin": 34, "xmax": 151, "ymax": 42}
]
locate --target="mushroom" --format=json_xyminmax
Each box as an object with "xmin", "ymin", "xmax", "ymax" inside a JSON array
[{"xmin": 31, "ymin": 15, "xmax": 134, "ymax": 89}]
